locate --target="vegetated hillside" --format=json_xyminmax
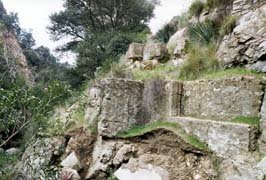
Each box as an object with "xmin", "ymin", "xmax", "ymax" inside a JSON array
[
  {"xmin": 0, "ymin": 1, "xmax": 33, "ymax": 85},
  {"xmin": 2, "ymin": 0, "xmax": 266, "ymax": 180}
]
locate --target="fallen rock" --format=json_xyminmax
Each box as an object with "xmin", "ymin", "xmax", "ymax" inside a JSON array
[
  {"xmin": 113, "ymin": 144, "xmax": 136, "ymax": 166},
  {"xmin": 60, "ymin": 167, "xmax": 81, "ymax": 180},
  {"xmin": 61, "ymin": 152, "xmax": 82, "ymax": 171},
  {"xmin": 17, "ymin": 137, "xmax": 66, "ymax": 179},
  {"xmin": 6, "ymin": 147, "xmax": 20, "ymax": 155}
]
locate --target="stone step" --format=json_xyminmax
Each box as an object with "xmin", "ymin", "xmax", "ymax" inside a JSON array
[{"xmin": 170, "ymin": 117, "xmax": 259, "ymax": 157}]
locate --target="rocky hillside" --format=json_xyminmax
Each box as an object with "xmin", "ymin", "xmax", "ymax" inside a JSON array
[
  {"xmin": 6, "ymin": 0, "xmax": 266, "ymax": 180},
  {"xmin": 0, "ymin": 1, "xmax": 33, "ymax": 85}
]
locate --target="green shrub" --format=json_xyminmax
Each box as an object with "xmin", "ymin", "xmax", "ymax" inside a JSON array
[
  {"xmin": 178, "ymin": 12, "xmax": 191, "ymax": 29},
  {"xmin": 188, "ymin": 20, "xmax": 219, "ymax": 45},
  {"xmin": 178, "ymin": 43, "xmax": 221, "ymax": 80},
  {"xmin": 205, "ymin": 0, "xmax": 232, "ymax": 10},
  {"xmin": 189, "ymin": 1, "xmax": 205, "ymax": 18},
  {"xmin": 219, "ymin": 16, "xmax": 237, "ymax": 36},
  {"xmin": 0, "ymin": 81, "xmax": 72, "ymax": 148}
]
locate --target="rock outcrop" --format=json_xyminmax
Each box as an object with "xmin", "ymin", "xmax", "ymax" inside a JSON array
[
  {"xmin": 232, "ymin": 0, "xmax": 266, "ymax": 16},
  {"xmin": 126, "ymin": 42, "xmax": 168, "ymax": 69},
  {"xmin": 217, "ymin": 4, "xmax": 266, "ymax": 72},
  {"xmin": 17, "ymin": 137, "xmax": 66, "ymax": 179},
  {"xmin": 0, "ymin": 2, "xmax": 33, "ymax": 84}
]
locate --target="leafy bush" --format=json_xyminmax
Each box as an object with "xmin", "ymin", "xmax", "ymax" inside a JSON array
[
  {"xmin": 188, "ymin": 21, "xmax": 219, "ymax": 45},
  {"xmin": 178, "ymin": 43, "xmax": 221, "ymax": 80},
  {"xmin": 189, "ymin": 1, "xmax": 205, "ymax": 18},
  {"xmin": 0, "ymin": 81, "xmax": 72, "ymax": 148},
  {"xmin": 219, "ymin": 16, "xmax": 237, "ymax": 36}
]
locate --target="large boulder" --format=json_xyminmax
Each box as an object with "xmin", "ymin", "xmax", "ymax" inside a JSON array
[
  {"xmin": 143, "ymin": 43, "xmax": 168, "ymax": 61},
  {"xmin": 127, "ymin": 43, "xmax": 144, "ymax": 61},
  {"xmin": 60, "ymin": 152, "xmax": 82, "ymax": 171},
  {"xmin": 217, "ymin": 4, "xmax": 266, "ymax": 71},
  {"xmin": 167, "ymin": 28, "xmax": 188, "ymax": 57}
]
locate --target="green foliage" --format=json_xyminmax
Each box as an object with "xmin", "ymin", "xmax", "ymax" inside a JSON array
[
  {"xmin": 132, "ymin": 64, "xmax": 178, "ymax": 80},
  {"xmin": 189, "ymin": 1, "xmax": 205, "ymax": 18},
  {"xmin": 231, "ymin": 116, "xmax": 260, "ymax": 126},
  {"xmin": 219, "ymin": 16, "xmax": 237, "ymax": 36},
  {"xmin": 117, "ymin": 121, "xmax": 209, "ymax": 151},
  {"xmin": 0, "ymin": 12, "xmax": 21, "ymax": 35},
  {"xmin": 188, "ymin": 21, "xmax": 219, "ymax": 45},
  {"xmin": 0, "ymin": 81, "xmax": 72, "ymax": 147},
  {"xmin": 155, "ymin": 24, "xmax": 177, "ymax": 43},
  {"xmin": 205, "ymin": 0, "xmax": 232, "ymax": 10},
  {"xmin": 178, "ymin": 43, "xmax": 221, "ymax": 80},
  {"xmin": 0, "ymin": 152, "xmax": 19, "ymax": 179},
  {"xmin": 48, "ymin": 0, "xmax": 158, "ymax": 87},
  {"xmin": 178, "ymin": 12, "xmax": 191, "ymax": 29}
]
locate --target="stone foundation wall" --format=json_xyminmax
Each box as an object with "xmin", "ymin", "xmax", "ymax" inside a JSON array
[
  {"xmin": 232, "ymin": 0, "xmax": 266, "ymax": 15},
  {"xmin": 91, "ymin": 77, "xmax": 265, "ymax": 137},
  {"xmin": 182, "ymin": 77, "xmax": 264, "ymax": 121},
  {"xmin": 96, "ymin": 79, "xmax": 144, "ymax": 137}
]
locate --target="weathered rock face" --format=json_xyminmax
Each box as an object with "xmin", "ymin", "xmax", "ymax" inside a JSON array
[
  {"xmin": 0, "ymin": 2, "xmax": 33, "ymax": 84},
  {"xmin": 17, "ymin": 137, "xmax": 66, "ymax": 179},
  {"xmin": 126, "ymin": 42, "xmax": 169, "ymax": 70},
  {"xmin": 0, "ymin": 26, "xmax": 33, "ymax": 84},
  {"xmin": 96, "ymin": 79, "xmax": 144, "ymax": 137},
  {"xmin": 217, "ymin": 4, "xmax": 266, "ymax": 71},
  {"xmin": 127, "ymin": 43, "xmax": 144, "ymax": 61},
  {"xmin": 167, "ymin": 28, "xmax": 188, "ymax": 57},
  {"xmin": 259, "ymin": 91, "xmax": 266, "ymax": 154},
  {"xmin": 172, "ymin": 117, "xmax": 258, "ymax": 157},
  {"xmin": 143, "ymin": 43, "xmax": 168, "ymax": 61},
  {"xmin": 91, "ymin": 79, "xmax": 183, "ymax": 137},
  {"xmin": 232, "ymin": 0, "xmax": 266, "ymax": 16},
  {"xmin": 183, "ymin": 77, "xmax": 264, "ymax": 121}
]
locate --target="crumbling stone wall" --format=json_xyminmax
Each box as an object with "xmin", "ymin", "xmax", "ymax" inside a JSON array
[{"xmin": 232, "ymin": 0, "xmax": 266, "ymax": 15}]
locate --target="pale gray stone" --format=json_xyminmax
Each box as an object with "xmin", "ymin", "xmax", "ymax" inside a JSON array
[
  {"xmin": 61, "ymin": 152, "xmax": 82, "ymax": 171},
  {"xmin": 183, "ymin": 76, "xmax": 263, "ymax": 121}
]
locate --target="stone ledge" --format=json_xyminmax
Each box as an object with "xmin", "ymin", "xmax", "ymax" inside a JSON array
[{"xmin": 170, "ymin": 117, "xmax": 258, "ymax": 157}]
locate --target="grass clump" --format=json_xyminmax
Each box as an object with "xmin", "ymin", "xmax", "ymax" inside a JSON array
[
  {"xmin": 205, "ymin": 0, "xmax": 232, "ymax": 10},
  {"xmin": 231, "ymin": 116, "xmax": 260, "ymax": 126},
  {"xmin": 132, "ymin": 64, "xmax": 179, "ymax": 80},
  {"xmin": 178, "ymin": 43, "xmax": 221, "ymax": 80},
  {"xmin": 117, "ymin": 121, "xmax": 209, "ymax": 151},
  {"xmin": 220, "ymin": 16, "xmax": 237, "ymax": 36},
  {"xmin": 189, "ymin": 0, "xmax": 205, "ymax": 18},
  {"xmin": 198, "ymin": 68, "xmax": 265, "ymax": 80},
  {"xmin": 188, "ymin": 21, "xmax": 219, "ymax": 45}
]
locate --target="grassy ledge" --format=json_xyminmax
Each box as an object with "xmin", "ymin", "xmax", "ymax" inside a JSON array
[
  {"xmin": 116, "ymin": 121, "xmax": 209, "ymax": 151},
  {"xmin": 132, "ymin": 66, "xmax": 265, "ymax": 82},
  {"xmin": 197, "ymin": 68, "xmax": 265, "ymax": 80},
  {"xmin": 231, "ymin": 116, "xmax": 260, "ymax": 126}
]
